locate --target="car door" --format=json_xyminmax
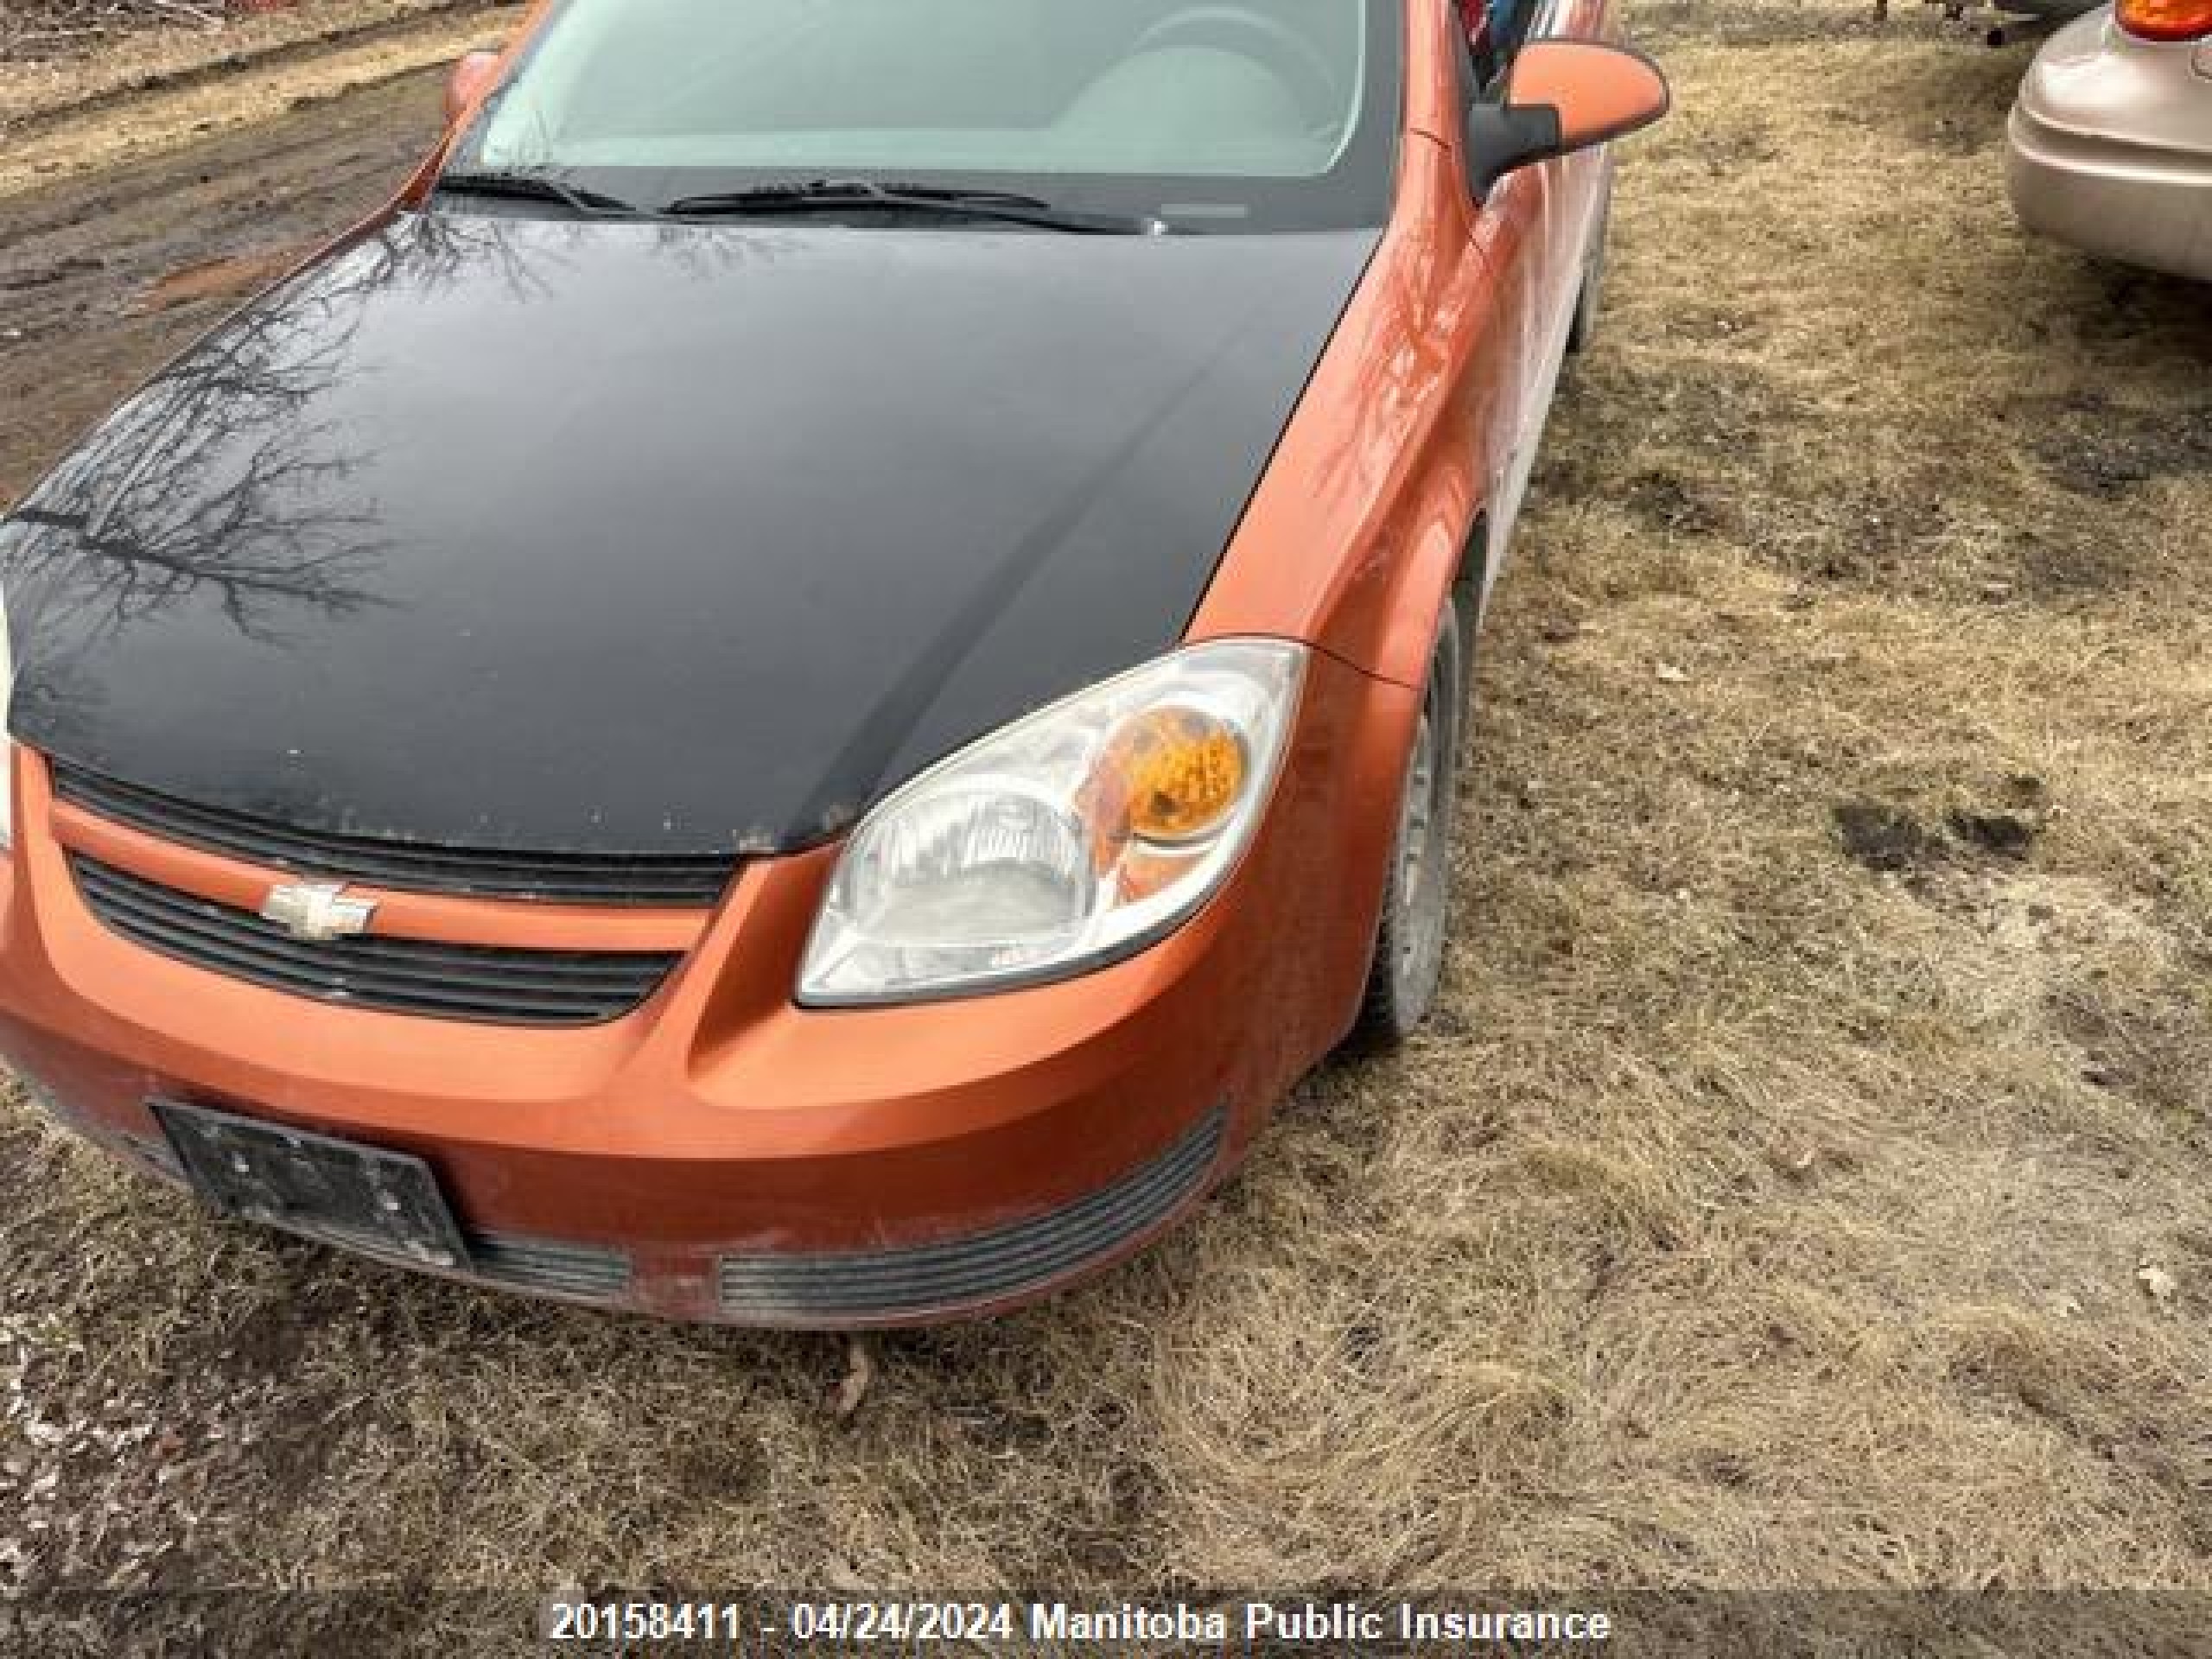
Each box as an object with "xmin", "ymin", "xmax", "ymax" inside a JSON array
[
  {"xmin": 1537, "ymin": 0, "xmax": 1618, "ymax": 318},
  {"xmin": 1458, "ymin": 0, "xmax": 1613, "ymax": 578}
]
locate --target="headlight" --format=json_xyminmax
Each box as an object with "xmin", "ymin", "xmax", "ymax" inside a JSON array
[{"xmin": 798, "ymin": 639, "xmax": 1307, "ymax": 1004}]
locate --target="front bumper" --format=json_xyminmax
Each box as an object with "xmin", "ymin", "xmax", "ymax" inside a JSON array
[
  {"xmin": 0, "ymin": 650, "xmax": 1418, "ymax": 1326},
  {"xmin": 2005, "ymin": 16, "xmax": 2212, "ymax": 282}
]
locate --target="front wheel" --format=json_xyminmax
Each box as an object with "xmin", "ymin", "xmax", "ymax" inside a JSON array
[
  {"xmin": 1348, "ymin": 589, "xmax": 1470, "ymax": 1047},
  {"xmin": 1565, "ymin": 171, "xmax": 1613, "ymax": 356}
]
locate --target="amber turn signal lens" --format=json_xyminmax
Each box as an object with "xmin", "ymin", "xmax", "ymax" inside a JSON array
[
  {"xmin": 1096, "ymin": 707, "xmax": 1248, "ymax": 851},
  {"xmin": 2117, "ymin": 0, "xmax": 2212, "ymax": 40}
]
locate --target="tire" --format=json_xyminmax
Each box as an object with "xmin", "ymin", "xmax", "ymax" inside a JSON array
[
  {"xmin": 1348, "ymin": 587, "xmax": 1471, "ymax": 1048},
  {"xmin": 1565, "ymin": 173, "xmax": 1613, "ymax": 356}
]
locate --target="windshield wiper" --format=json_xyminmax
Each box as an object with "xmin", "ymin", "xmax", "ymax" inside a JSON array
[
  {"xmin": 662, "ymin": 179, "xmax": 1166, "ymax": 236},
  {"xmin": 435, "ymin": 170, "xmax": 648, "ymax": 218}
]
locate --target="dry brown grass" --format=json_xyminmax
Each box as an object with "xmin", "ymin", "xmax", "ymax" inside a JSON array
[{"xmin": 3, "ymin": 2, "xmax": 2209, "ymax": 1652}]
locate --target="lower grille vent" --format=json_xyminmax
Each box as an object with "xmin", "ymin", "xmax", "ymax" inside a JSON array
[
  {"xmin": 718, "ymin": 1105, "xmax": 1227, "ymax": 1324},
  {"xmin": 467, "ymin": 1233, "xmax": 633, "ymax": 1299}
]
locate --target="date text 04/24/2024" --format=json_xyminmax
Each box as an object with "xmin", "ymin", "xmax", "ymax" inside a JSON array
[{"xmin": 542, "ymin": 1599, "xmax": 1618, "ymax": 1645}]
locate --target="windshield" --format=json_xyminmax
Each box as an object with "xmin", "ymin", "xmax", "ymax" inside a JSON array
[{"xmin": 452, "ymin": 0, "xmax": 1401, "ymax": 232}]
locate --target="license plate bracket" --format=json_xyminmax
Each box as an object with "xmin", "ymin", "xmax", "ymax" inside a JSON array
[{"xmin": 153, "ymin": 1100, "xmax": 471, "ymax": 1272}]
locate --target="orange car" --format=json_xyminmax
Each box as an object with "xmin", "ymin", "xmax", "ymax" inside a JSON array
[{"xmin": 0, "ymin": 0, "xmax": 1665, "ymax": 1325}]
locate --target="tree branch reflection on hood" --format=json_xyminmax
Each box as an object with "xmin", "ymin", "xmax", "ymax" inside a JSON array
[{"xmin": 0, "ymin": 211, "xmax": 572, "ymax": 652}]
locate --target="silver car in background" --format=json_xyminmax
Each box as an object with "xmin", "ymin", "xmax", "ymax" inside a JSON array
[{"xmin": 2006, "ymin": 0, "xmax": 2212, "ymax": 280}]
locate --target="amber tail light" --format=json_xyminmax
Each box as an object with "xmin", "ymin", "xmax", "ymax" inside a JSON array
[{"xmin": 2116, "ymin": 0, "xmax": 2212, "ymax": 41}]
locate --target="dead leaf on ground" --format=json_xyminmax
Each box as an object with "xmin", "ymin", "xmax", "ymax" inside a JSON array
[
  {"xmin": 828, "ymin": 1337, "xmax": 874, "ymax": 1421},
  {"xmin": 2135, "ymin": 1261, "xmax": 2178, "ymax": 1310},
  {"xmin": 819, "ymin": 1554, "xmax": 869, "ymax": 1596}
]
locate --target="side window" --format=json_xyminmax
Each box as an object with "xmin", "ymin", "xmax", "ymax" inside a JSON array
[
  {"xmin": 1451, "ymin": 12, "xmax": 1489, "ymax": 197},
  {"xmin": 1457, "ymin": 0, "xmax": 1554, "ymax": 200},
  {"xmin": 1493, "ymin": 0, "xmax": 1541, "ymax": 67},
  {"xmin": 1459, "ymin": 0, "xmax": 1536, "ymax": 92},
  {"xmin": 1452, "ymin": 10, "xmax": 1484, "ymax": 111}
]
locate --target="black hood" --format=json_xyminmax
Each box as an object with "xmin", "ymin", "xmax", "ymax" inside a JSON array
[{"xmin": 2, "ymin": 210, "xmax": 1374, "ymax": 854}]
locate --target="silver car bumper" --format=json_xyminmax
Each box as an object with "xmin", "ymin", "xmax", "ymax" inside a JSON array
[{"xmin": 2005, "ymin": 12, "xmax": 2212, "ymax": 282}]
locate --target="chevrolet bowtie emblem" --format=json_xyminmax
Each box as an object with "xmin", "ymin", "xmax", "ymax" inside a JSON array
[{"xmin": 259, "ymin": 881, "xmax": 378, "ymax": 943}]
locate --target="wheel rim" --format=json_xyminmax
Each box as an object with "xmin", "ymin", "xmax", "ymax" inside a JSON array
[{"xmin": 1389, "ymin": 639, "xmax": 1456, "ymax": 1014}]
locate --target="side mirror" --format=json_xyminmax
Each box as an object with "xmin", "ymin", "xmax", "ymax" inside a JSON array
[
  {"xmin": 445, "ymin": 48, "xmax": 504, "ymax": 128},
  {"xmin": 1465, "ymin": 41, "xmax": 1670, "ymax": 194}
]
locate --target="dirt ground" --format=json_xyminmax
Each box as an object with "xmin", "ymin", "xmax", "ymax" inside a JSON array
[
  {"xmin": 0, "ymin": 1, "xmax": 518, "ymax": 198},
  {"xmin": 2, "ymin": 2, "xmax": 2208, "ymax": 1654}
]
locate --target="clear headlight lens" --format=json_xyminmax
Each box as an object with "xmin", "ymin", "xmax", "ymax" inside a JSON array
[{"xmin": 798, "ymin": 639, "xmax": 1307, "ymax": 1005}]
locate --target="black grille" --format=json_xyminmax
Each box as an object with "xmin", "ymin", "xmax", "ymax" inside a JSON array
[
  {"xmin": 718, "ymin": 1106, "xmax": 1227, "ymax": 1325},
  {"xmin": 52, "ymin": 764, "xmax": 737, "ymax": 908},
  {"xmin": 70, "ymin": 856, "xmax": 681, "ymax": 1027}
]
